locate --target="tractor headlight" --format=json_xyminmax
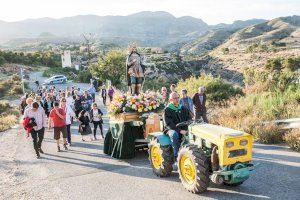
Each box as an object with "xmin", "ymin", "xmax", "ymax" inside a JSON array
[
  {"xmin": 226, "ymin": 141, "xmax": 234, "ymax": 148},
  {"xmin": 240, "ymin": 139, "xmax": 248, "ymax": 146}
]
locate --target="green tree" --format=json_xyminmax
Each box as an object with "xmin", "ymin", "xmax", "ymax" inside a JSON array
[
  {"xmin": 90, "ymin": 49, "xmax": 126, "ymax": 87},
  {"xmin": 0, "ymin": 56, "xmax": 5, "ymax": 66}
]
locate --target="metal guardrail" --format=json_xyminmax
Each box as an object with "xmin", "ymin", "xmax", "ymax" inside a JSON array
[{"xmin": 263, "ymin": 118, "xmax": 300, "ymax": 129}]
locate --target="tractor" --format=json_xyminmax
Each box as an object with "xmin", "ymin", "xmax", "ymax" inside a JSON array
[{"xmin": 147, "ymin": 119, "xmax": 258, "ymax": 194}]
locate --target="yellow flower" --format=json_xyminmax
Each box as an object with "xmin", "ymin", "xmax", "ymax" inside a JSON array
[{"xmin": 138, "ymin": 105, "xmax": 144, "ymax": 110}]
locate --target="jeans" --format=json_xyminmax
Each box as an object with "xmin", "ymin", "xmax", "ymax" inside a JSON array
[
  {"xmin": 93, "ymin": 121, "xmax": 103, "ymax": 137},
  {"xmin": 66, "ymin": 124, "xmax": 71, "ymax": 144},
  {"xmin": 31, "ymin": 127, "xmax": 45, "ymax": 155},
  {"xmin": 167, "ymin": 130, "xmax": 181, "ymax": 158}
]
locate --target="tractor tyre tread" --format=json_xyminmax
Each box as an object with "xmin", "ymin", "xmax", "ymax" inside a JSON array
[
  {"xmin": 178, "ymin": 145, "xmax": 210, "ymax": 194},
  {"xmin": 148, "ymin": 139, "xmax": 174, "ymax": 177}
]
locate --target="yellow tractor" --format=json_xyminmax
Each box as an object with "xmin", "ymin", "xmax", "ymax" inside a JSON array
[{"xmin": 147, "ymin": 120, "xmax": 258, "ymax": 194}]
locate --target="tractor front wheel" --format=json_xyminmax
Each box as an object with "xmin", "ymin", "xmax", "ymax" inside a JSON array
[
  {"xmin": 148, "ymin": 139, "xmax": 174, "ymax": 177},
  {"xmin": 177, "ymin": 145, "xmax": 210, "ymax": 193}
]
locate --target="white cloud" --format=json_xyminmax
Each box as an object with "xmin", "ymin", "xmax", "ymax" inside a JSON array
[{"xmin": 0, "ymin": 0, "xmax": 299, "ymax": 24}]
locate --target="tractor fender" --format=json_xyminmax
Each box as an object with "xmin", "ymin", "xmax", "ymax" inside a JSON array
[{"xmin": 148, "ymin": 132, "xmax": 172, "ymax": 146}]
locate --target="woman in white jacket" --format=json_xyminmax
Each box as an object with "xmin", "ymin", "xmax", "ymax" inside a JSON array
[{"xmin": 60, "ymin": 98, "xmax": 75, "ymax": 146}]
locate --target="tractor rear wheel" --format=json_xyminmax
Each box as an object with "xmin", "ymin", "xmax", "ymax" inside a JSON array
[
  {"xmin": 148, "ymin": 139, "xmax": 174, "ymax": 177},
  {"xmin": 177, "ymin": 145, "xmax": 210, "ymax": 193}
]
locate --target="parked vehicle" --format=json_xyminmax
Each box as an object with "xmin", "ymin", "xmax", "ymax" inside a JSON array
[{"xmin": 43, "ymin": 75, "xmax": 67, "ymax": 85}]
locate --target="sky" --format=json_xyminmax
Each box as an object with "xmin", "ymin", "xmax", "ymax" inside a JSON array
[{"xmin": 0, "ymin": 0, "xmax": 299, "ymax": 24}]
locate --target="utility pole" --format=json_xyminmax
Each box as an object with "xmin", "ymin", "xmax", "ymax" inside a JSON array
[
  {"xmin": 20, "ymin": 66, "xmax": 25, "ymax": 95},
  {"xmin": 82, "ymin": 34, "xmax": 91, "ymax": 65}
]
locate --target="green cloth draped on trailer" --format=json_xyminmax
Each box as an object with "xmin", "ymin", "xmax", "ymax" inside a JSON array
[{"xmin": 104, "ymin": 120, "xmax": 144, "ymax": 159}]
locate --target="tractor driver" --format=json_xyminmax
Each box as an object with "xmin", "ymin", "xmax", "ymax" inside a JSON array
[{"xmin": 163, "ymin": 92, "xmax": 192, "ymax": 159}]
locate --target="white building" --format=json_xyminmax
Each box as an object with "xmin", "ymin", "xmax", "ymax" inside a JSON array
[{"xmin": 61, "ymin": 50, "xmax": 72, "ymax": 68}]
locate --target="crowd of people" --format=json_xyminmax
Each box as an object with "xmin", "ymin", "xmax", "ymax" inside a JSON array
[
  {"xmin": 21, "ymin": 83, "xmax": 109, "ymax": 159},
  {"xmin": 20, "ymin": 76, "xmax": 207, "ymax": 160}
]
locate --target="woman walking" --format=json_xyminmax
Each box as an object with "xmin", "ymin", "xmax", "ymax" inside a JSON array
[
  {"xmin": 78, "ymin": 110, "xmax": 93, "ymax": 141},
  {"xmin": 74, "ymin": 95, "xmax": 83, "ymax": 118},
  {"xmin": 89, "ymin": 103, "xmax": 104, "ymax": 140},
  {"xmin": 101, "ymin": 85, "xmax": 107, "ymax": 106},
  {"xmin": 60, "ymin": 98, "xmax": 75, "ymax": 146},
  {"xmin": 108, "ymin": 86, "xmax": 114, "ymax": 103}
]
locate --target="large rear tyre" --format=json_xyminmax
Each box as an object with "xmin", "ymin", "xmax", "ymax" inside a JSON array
[
  {"xmin": 148, "ymin": 139, "xmax": 174, "ymax": 177},
  {"xmin": 177, "ymin": 145, "xmax": 210, "ymax": 193}
]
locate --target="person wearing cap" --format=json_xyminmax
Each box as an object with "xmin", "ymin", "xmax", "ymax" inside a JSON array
[{"xmin": 192, "ymin": 86, "xmax": 208, "ymax": 123}]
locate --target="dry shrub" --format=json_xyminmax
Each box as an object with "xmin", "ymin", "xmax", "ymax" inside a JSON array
[
  {"xmin": 10, "ymin": 85, "xmax": 23, "ymax": 95},
  {"xmin": 0, "ymin": 114, "xmax": 18, "ymax": 132},
  {"xmin": 284, "ymin": 129, "xmax": 300, "ymax": 152},
  {"xmin": 0, "ymin": 101, "xmax": 10, "ymax": 113},
  {"xmin": 254, "ymin": 124, "xmax": 284, "ymax": 144}
]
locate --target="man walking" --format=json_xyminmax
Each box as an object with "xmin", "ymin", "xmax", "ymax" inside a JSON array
[
  {"xmin": 23, "ymin": 102, "xmax": 46, "ymax": 158},
  {"xmin": 49, "ymin": 101, "xmax": 68, "ymax": 152},
  {"xmin": 192, "ymin": 86, "xmax": 208, "ymax": 123}
]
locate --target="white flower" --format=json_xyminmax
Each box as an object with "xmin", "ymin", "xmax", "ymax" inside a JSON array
[{"xmin": 132, "ymin": 105, "xmax": 137, "ymax": 110}]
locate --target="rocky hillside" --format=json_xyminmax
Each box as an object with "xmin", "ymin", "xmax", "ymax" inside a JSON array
[
  {"xmin": 201, "ymin": 15, "xmax": 300, "ymax": 82},
  {"xmin": 152, "ymin": 16, "xmax": 300, "ymax": 85}
]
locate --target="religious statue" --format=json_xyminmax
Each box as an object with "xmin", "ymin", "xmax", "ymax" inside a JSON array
[{"xmin": 126, "ymin": 43, "xmax": 145, "ymax": 95}]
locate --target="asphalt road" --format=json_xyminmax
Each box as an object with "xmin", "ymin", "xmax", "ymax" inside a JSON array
[
  {"xmin": 1, "ymin": 94, "xmax": 300, "ymax": 200},
  {"xmin": 1, "ymin": 72, "xmax": 299, "ymax": 200},
  {"xmin": 28, "ymin": 71, "xmax": 91, "ymax": 91}
]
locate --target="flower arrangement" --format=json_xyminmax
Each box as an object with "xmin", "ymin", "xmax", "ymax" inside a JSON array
[{"xmin": 109, "ymin": 92, "xmax": 164, "ymax": 116}]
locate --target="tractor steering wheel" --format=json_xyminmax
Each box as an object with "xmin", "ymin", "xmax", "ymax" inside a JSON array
[{"xmin": 176, "ymin": 120, "xmax": 194, "ymax": 128}]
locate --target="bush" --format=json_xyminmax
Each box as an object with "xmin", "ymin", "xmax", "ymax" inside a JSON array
[
  {"xmin": 254, "ymin": 124, "xmax": 284, "ymax": 144},
  {"xmin": 0, "ymin": 56, "xmax": 6, "ymax": 66},
  {"xmin": 0, "ymin": 114, "xmax": 18, "ymax": 132},
  {"xmin": 76, "ymin": 69, "xmax": 92, "ymax": 83},
  {"xmin": 222, "ymin": 48, "xmax": 229, "ymax": 55},
  {"xmin": 265, "ymin": 58, "xmax": 282, "ymax": 71},
  {"xmin": 176, "ymin": 74, "xmax": 243, "ymax": 104},
  {"xmin": 11, "ymin": 85, "xmax": 23, "ymax": 95},
  {"xmin": 11, "ymin": 74, "xmax": 21, "ymax": 82},
  {"xmin": 284, "ymin": 129, "xmax": 300, "ymax": 151},
  {"xmin": 0, "ymin": 101, "xmax": 10, "ymax": 113}
]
